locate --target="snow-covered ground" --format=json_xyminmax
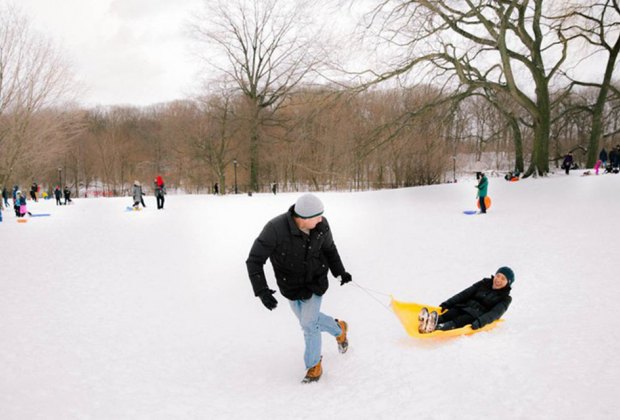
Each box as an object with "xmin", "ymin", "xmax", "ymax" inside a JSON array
[{"xmin": 1, "ymin": 170, "xmax": 618, "ymax": 419}]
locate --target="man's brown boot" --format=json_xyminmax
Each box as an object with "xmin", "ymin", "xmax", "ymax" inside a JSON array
[
  {"xmin": 336, "ymin": 319, "xmax": 348, "ymax": 353},
  {"xmin": 302, "ymin": 357, "xmax": 322, "ymax": 383}
]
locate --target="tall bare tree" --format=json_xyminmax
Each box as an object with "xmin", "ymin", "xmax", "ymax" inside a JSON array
[
  {"xmin": 0, "ymin": 4, "xmax": 77, "ymax": 187},
  {"xmin": 191, "ymin": 0, "xmax": 328, "ymax": 191},
  {"xmin": 363, "ymin": 0, "xmax": 572, "ymax": 176},
  {"xmin": 560, "ymin": 0, "xmax": 620, "ymax": 167}
]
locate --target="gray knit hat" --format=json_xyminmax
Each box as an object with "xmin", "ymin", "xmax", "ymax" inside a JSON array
[{"xmin": 294, "ymin": 193, "xmax": 324, "ymax": 219}]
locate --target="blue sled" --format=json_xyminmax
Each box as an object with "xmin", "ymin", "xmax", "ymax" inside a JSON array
[
  {"xmin": 30, "ymin": 213, "xmax": 51, "ymax": 217},
  {"xmin": 463, "ymin": 210, "xmax": 478, "ymax": 215}
]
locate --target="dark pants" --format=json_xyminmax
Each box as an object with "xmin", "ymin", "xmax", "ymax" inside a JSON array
[
  {"xmin": 479, "ymin": 196, "xmax": 487, "ymax": 213},
  {"xmin": 437, "ymin": 308, "xmax": 476, "ymax": 331},
  {"xmin": 156, "ymin": 195, "xmax": 164, "ymax": 209}
]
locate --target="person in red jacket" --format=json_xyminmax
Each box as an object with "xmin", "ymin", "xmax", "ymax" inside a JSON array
[
  {"xmin": 419, "ymin": 266, "xmax": 514, "ymax": 333},
  {"xmin": 154, "ymin": 176, "xmax": 165, "ymax": 209}
]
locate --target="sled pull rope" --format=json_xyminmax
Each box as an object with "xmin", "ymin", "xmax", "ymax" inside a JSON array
[{"xmin": 351, "ymin": 281, "xmax": 393, "ymax": 314}]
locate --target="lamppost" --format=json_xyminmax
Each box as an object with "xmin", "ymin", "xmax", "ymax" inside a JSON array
[
  {"xmin": 233, "ymin": 159, "xmax": 238, "ymax": 194},
  {"xmin": 57, "ymin": 167, "xmax": 62, "ymax": 187},
  {"xmin": 452, "ymin": 156, "xmax": 456, "ymax": 182}
]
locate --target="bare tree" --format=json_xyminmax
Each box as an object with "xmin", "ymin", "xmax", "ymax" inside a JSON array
[
  {"xmin": 362, "ymin": 0, "xmax": 572, "ymax": 176},
  {"xmin": 191, "ymin": 0, "xmax": 328, "ymax": 191},
  {"xmin": 0, "ymin": 4, "xmax": 77, "ymax": 188},
  {"xmin": 188, "ymin": 87, "xmax": 242, "ymax": 193},
  {"xmin": 560, "ymin": 0, "xmax": 620, "ymax": 167}
]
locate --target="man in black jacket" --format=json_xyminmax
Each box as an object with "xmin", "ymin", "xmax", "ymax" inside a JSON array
[
  {"xmin": 419, "ymin": 266, "xmax": 514, "ymax": 333},
  {"xmin": 246, "ymin": 193, "xmax": 352, "ymax": 383}
]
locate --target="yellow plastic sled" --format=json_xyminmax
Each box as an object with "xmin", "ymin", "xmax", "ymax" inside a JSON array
[{"xmin": 391, "ymin": 298, "xmax": 503, "ymax": 338}]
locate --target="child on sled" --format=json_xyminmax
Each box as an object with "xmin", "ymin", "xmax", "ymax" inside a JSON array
[{"xmin": 419, "ymin": 266, "xmax": 514, "ymax": 333}]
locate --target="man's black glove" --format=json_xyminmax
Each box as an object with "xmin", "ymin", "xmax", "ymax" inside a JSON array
[
  {"xmin": 439, "ymin": 302, "xmax": 451, "ymax": 312},
  {"xmin": 340, "ymin": 272, "xmax": 352, "ymax": 286},
  {"xmin": 471, "ymin": 319, "xmax": 481, "ymax": 330},
  {"xmin": 258, "ymin": 289, "xmax": 278, "ymax": 310}
]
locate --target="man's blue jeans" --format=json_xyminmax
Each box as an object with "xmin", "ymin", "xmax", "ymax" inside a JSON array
[{"xmin": 289, "ymin": 294, "xmax": 342, "ymax": 369}]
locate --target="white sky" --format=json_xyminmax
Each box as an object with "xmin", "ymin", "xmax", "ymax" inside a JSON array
[
  {"xmin": 15, "ymin": 1, "xmax": 609, "ymax": 108},
  {"xmin": 19, "ymin": 0, "xmax": 204, "ymax": 107}
]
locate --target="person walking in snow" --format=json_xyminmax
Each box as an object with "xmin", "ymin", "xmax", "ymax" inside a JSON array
[
  {"xmin": 562, "ymin": 153, "xmax": 574, "ymax": 175},
  {"xmin": 594, "ymin": 159, "xmax": 602, "ymax": 175},
  {"xmin": 419, "ymin": 267, "xmax": 514, "ymax": 334},
  {"xmin": 30, "ymin": 182, "xmax": 38, "ymax": 202},
  {"xmin": 246, "ymin": 193, "xmax": 353, "ymax": 383},
  {"xmin": 475, "ymin": 172, "xmax": 489, "ymax": 214},
  {"xmin": 132, "ymin": 181, "xmax": 144, "ymax": 209},
  {"xmin": 611, "ymin": 145, "xmax": 620, "ymax": 172},
  {"xmin": 63, "ymin": 186, "xmax": 72, "ymax": 205},
  {"xmin": 154, "ymin": 176, "xmax": 165, "ymax": 209},
  {"xmin": 54, "ymin": 186, "xmax": 62, "ymax": 205},
  {"xmin": 2, "ymin": 186, "xmax": 9, "ymax": 207}
]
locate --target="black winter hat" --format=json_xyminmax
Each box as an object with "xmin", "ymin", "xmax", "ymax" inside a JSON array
[{"xmin": 496, "ymin": 266, "xmax": 515, "ymax": 286}]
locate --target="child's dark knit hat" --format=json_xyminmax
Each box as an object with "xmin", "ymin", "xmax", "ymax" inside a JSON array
[{"xmin": 496, "ymin": 266, "xmax": 515, "ymax": 286}]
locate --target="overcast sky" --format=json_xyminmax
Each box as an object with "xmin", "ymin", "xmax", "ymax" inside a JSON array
[
  {"xmin": 19, "ymin": 0, "xmax": 204, "ymax": 107},
  {"xmin": 15, "ymin": 1, "xmax": 606, "ymax": 108}
]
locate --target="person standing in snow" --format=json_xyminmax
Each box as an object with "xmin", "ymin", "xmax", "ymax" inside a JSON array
[
  {"xmin": 30, "ymin": 182, "xmax": 38, "ymax": 202},
  {"xmin": 154, "ymin": 176, "xmax": 165, "ymax": 209},
  {"xmin": 15, "ymin": 191, "xmax": 31, "ymax": 217},
  {"xmin": 2, "ymin": 186, "xmax": 9, "ymax": 207},
  {"xmin": 419, "ymin": 267, "xmax": 514, "ymax": 333},
  {"xmin": 132, "ymin": 181, "xmax": 144, "ymax": 209},
  {"xmin": 246, "ymin": 193, "xmax": 352, "ymax": 383},
  {"xmin": 562, "ymin": 153, "xmax": 574, "ymax": 175},
  {"xmin": 54, "ymin": 186, "xmax": 62, "ymax": 206},
  {"xmin": 476, "ymin": 172, "xmax": 489, "ymax": 214},
  {"xmin": 599, "ymin": 148, "xmax": 608, "ymax": 168},
  {"xmin": 63, "ymin": 186, "xmax": 72, "ymax": 205}
]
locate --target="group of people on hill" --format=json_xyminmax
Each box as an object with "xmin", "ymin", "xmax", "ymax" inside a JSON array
[
  {"xmin": 561, "ymin": 145, "xmax": 620, "ymax": 176},
  {"xmin": 0, "ymin": 184, "xmax": 72, "ymax": 221},
  {"xmin": 598, "ymin": 145, "xmax": 620, "ymax": 174},
  {"xmin": 246, "ymin": 191, "xmax": 514, "ymax": 383},
  {"xmin": 53, "ymin": 186, "xmax": 73, "ymax": 206},
  {"xmin": 132, "ymin": 176, "xmax": 166, "ymax": 210}
]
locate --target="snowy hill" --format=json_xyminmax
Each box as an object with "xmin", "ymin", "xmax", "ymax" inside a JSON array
[{"xmin": 1, "ymin": 171, "xmax": 619, "ymax": 419}]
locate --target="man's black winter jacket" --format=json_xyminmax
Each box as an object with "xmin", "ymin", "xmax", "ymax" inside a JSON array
[{"xmin": 246, "ymin": 206, "xmax": 346, "ymax": 301}]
